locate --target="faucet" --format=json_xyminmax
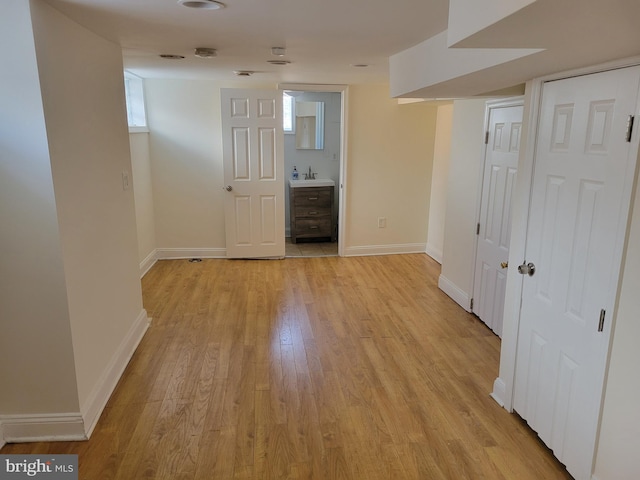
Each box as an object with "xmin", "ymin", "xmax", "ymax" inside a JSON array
[{"xmin": 304, "ymin": 166, "xmax": 316, "ymax": 180}]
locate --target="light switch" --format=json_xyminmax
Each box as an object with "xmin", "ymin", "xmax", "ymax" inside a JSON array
[{"xmin": 122, "ymin": 171, "xmax": 130, "ymax": 191}]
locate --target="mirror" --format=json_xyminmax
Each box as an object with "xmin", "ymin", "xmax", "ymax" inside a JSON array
[{"xmin": 295, "ymin": 101, "xmax": 324, "ymax": 150}]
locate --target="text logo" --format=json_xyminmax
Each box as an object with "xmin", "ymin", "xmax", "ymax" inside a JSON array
[{"xmin": 0, "ymin": 455, "xmax": 77, "ymax": 479}]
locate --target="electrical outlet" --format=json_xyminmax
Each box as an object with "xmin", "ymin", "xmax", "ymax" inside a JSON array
[{"xmin": 378, "ymin": 217, "xmax": 386, "ymax": 228}]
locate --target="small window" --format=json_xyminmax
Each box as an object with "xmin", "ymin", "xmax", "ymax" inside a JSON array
[
  {"xmin": 283, "ymin": 91, "xmax": 295, "ymax": 134},
  {"xmin": 124, "ymin": 72, "xmax": 148, "ymax": 132}
]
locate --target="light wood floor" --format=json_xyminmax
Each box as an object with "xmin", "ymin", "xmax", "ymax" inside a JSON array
[{"xmin": 1, "ymin": 254, "xmax": 572, "ymax": 479}]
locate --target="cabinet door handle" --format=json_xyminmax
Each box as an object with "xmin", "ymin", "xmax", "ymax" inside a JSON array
[
  {"xmin": 309, "ymin": 225, "xmax": 319, "ymax": 229},
  {"xmin": 307, "ymin": 197, "xmax": 318, "ymax": 201},
  {"xmin": 309, "ymin": 211, "xmax": 318, "ymax": 215}
]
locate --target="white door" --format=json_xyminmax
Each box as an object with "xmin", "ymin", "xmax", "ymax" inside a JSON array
[
  {"xmin": 514, "ymin": 67, "xmax": 640, "ymax": 480},
  {"xmin": 473, "ymin": 102, "xmax": 523, "ymax": 337},
  {"xmin": 221, "ymin": 89, "xmax": 285, "ymax": 258}
]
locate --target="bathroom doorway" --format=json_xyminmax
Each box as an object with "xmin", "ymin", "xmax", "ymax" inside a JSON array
[{"xmin": 280, "ymin": 84, "xmax": 348, "ymax": 257}]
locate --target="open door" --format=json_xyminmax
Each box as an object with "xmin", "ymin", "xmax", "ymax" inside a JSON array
[{"xmin": 221, "ymin": 88, "xmax": 285, "ymax": 258}]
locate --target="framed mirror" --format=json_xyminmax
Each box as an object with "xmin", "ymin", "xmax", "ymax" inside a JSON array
[{"xmin": 295, "ymin": 101, "xmax": 324, "ymax": 150}]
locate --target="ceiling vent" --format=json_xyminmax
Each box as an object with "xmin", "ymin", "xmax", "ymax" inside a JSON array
[{"xmin": 194, "ymin": 47, "xmax": 217, "ymax": 58}]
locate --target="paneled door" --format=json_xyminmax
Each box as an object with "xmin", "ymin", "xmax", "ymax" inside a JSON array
[
  {"xmin": 221, "ymin": 89, "xmax": 285, "ymax": 258},
  {"xmin": 473, "ymin": 101, "xmax": 522, "ymax": 337},
  {"xmin": 514, "ymin": 66, "xmax": 640, "ymax": 480}
]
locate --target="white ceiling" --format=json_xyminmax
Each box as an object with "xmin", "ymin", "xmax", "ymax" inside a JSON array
[
  {"xmin": 42, "ymin": 0, "xmax": 640, "ymax": 97},
  {"xmin": 44, "ymin": 0, "xmax": 449, "ymax": 86}
]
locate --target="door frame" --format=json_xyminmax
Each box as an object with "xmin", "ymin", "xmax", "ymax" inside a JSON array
[
  {"xmin": 279, "ymin": 83, "xmax": 349, "ymax": 257},
  {"xmin": 470, "ymin": 97, "xmax": 524, "ymax": 332},
  {"xmin": 492, "ymin": 56, "xmax": 640, "ymax": 412}
]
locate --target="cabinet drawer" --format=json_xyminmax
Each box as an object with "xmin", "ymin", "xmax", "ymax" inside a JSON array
[
  {"xmin": 295, "ymin": 218, "xmax": 332, "ymax": 236},
  {"xmin": 293, "ymin": 189, "xmax": 331, "ymax": 206},
  {"xmin": 294, "ymin": 205, "xmax": 331, "ymax": 218}
]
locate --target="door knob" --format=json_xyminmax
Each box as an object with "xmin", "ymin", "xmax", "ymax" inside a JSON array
[
  {"xmin": 225, "ymin": 185, "xmax": 233, "ymax": 191},
  {"xmin": 518, "ymin": 262, "xmax": 536, "ymax": 276},
  {"xmin": 500, "ymin": 262, "xmax": 509, "ymax": 269}
]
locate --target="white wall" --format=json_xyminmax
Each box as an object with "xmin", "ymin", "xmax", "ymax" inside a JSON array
[
  {"xmin": 0, "ymin": 0, "xmax": 80, "ymax": 416},
  {"xmin": 145, "ymin": 79, "xmax": 227, "ymax": 252},
  {"xmin": 344, "ymin": 84, "xmax": 437, "ymax": 255},
  {"xmin": 284, "ymin": 91, "xmax": 341, "ymax": 236},
  {"xmin": 439, "ymin": 99, "xmax": 488, "ymax": 309},
  {"xmin": 426, "ymin": 103, "xmax": 454, "ymax": 263},
  {"xmin": 30, "ymin": 0, "xmax": 147, "ymax": 426},
  {"xmin": 130, "ymin": 132, "xmax": 157, "ymax": 273}
]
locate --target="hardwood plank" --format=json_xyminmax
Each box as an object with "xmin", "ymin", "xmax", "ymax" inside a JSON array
[{"xmin": 1, "ymin": 255, "xmax": 572, "ymax": 479}]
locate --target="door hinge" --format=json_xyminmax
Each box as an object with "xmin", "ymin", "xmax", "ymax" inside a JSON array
[
  {"xmin": 476, "ymin": 223, "xmax": 480, "ymax": 235},
  {"xmin": 626, "ymin": 115, "xmax": 635, "ymax": 142},
  {"xmin": 598, "ymin": 309, "xmax": 606, "ymax": 332},
  {"xmin": 485, "ymin": 131, "xmax": 490, "ymax": 144},
  {"xmin": 470, "ymin": 298, "xmax": 474, "ymax": 310}
]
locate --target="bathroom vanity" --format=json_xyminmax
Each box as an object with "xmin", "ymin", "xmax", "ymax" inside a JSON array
[{"xmin": 289, "ymin": 179, "xmax": 335, "ymax": 243}]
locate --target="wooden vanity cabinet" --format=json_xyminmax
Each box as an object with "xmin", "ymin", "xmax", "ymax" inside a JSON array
[{"xmin": 289, "ymin": 186, "xmax": 335, "ymax": 243}]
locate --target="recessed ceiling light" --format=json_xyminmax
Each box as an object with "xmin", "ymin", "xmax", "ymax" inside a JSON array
[
  {"xmin": 267, "ymin": 60, "xmax": 291, "ymax": 66},
  {"xmin": 234, "ymin": 70, "xmax": 254, "ymax": 76},
  {"xmin": 178, "ymin": 0, "xmax": 225, "ymax": 9},
  {"xmin": 159, "ymin": 54, "xmax": 185, "ymax": 59},
  {"xmin": 271, "ymin": 47, "xmax": 286, "ymax": 57},
  {"xmin": 194, "ymin": 47, "xmax": 217, "ymax": 58}
]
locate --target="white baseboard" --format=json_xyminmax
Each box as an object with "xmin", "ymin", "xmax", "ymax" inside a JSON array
[
  {"xmin": 425, "ymin": 243, "xmax": 443, "ymax": 264},
  {"xmin": 343, "ymin": 243, "xmax": 427, "ymax": 257},
  {"xmin": 490, "ymin": 377, "xmax": 506, "ymax": 408},
  {"xmin": 139, "ymin": 249, "xmax": 158, "ymax": 278},
  {"xmin": 156, "ymin": 247, "xmax": 226, "ymax": 260},
  {"xmin": 438, "ymin": 274, "xmax": 471, "ymax": 312},
  {"xmin": 81, "ymin": 309, "xmax": 151, "ymax": 438},
  {"xmin": 0, "ymin": 413, "xmax": 86, "ymax": 444}
]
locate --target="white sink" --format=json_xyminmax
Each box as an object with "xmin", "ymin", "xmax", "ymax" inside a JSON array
[{"xmin": 289, "ymin": 179, "xmax": 335, "ymax": 188}]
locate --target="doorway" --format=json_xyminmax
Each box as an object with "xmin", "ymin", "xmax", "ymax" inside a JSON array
[{"xmin": 280, "ymin": 84, "xmax": 348, "ymax": 257}]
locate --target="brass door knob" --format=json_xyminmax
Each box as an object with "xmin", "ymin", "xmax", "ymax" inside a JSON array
[{"xmin": 500, "ymin": 262, "xmax": 509, "ymax": 269}]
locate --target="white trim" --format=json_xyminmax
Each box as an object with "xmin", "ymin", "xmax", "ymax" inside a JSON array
[
  {"xmin": 156, "ymin": 247, "xmax": 227, "ymax": 259},
  {"xmin": 490, "ymin": 377, "xmax": 506, "ymax": 407},
  {"xmin": 140, "ymin": 249, "xmax": 158, "ymax": 278},
  {"xmin": 343, "ymin": 243, "xmax": 426, "ymax": 257},
  {"xmin": 0, "ymin": 423, "xmax": 5, "ymax": 450},
  {"xmin": 128, "ymin": 126, "xmax": 149, "ymax": 134},
  {"xmin": 438, "ymin": 274, "xmax": 472, "ymax": 312},
  {"xmin": 0, "ymin": 413, "xmax": 86, "ymax": 443},
  {"xmin": 425, "ymin": 243, "xmax": 443, "ymax": 264},
  {"xmin": 81, "ymin": 309, "xmax": 150, "ymax": 438}
]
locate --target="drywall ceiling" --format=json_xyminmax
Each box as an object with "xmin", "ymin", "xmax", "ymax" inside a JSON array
[
  {"xmin": 43, "ymin": 0, "xmax": 450, "ymax": 85},
  {"xmin": 42, "ymin": 0, "xmax": 640, "ymax": 97}
]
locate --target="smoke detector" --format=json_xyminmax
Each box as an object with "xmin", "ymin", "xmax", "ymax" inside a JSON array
[{"xmin": 194, "ymin": 47, "xmax": 217, "ymax": 58}]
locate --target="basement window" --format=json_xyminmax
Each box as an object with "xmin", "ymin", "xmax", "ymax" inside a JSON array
[
  {"xmin": 283, "ymin": 91, "xmax": 295, "ymax": 134},
  {"xmin": 124, "ymin": 71, "xmax": 148, "ymax": 132}
]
